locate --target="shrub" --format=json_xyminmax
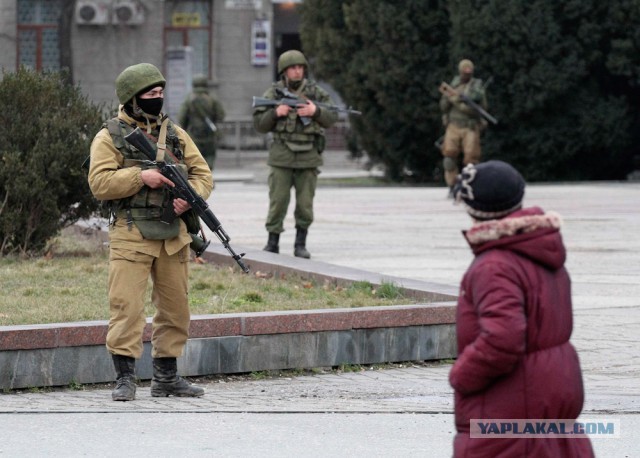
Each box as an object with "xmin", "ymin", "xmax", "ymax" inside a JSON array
[{"xmin": 0, "ymin": 67, "xmax": 103, "ymax": 256}]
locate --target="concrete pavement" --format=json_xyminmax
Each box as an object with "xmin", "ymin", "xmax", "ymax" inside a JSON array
[{"xmin": 1, "ymin": 150, "xmax": 638, "ymax": 456}]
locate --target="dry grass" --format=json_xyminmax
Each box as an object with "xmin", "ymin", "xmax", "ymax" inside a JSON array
[{"xmin": 0, "ymin": 226, "xmax": 417, "ymax": 326}]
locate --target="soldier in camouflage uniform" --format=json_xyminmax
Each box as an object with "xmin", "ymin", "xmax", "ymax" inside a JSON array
[
  {"xmin": 253, "ymin": 50, "xmax": 338, "ymax": 258},
  {"xmin": 178, "ymin": 75, "xmax": 225, "ymax": 170},
  {"xmin": 88, "ymin": 63, "xmax": 213, "ymax": 401},
  {"xmin": 440, "ymin": 59, "xmax": 488, "ymax": 197}
]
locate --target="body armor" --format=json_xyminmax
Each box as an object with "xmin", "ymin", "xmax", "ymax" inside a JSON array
[{"xmin": 104, "ymin": 118, "xmax": 187, "ymax": 240}]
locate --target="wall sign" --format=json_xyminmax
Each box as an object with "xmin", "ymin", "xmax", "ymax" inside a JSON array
[
  {"xmin": 172, "ymin": 13, "xmax": 201, "ymax": 27},
  {"xmin": 225, "ymin": 0, "xmax": 261, "ymax": 9},
  {"xmin": 251, "ymin": 19, "xmax": 270, "ymax": 67}
]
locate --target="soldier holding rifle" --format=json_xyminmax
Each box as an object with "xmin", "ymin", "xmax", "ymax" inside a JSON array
[
  {"xmin": 253, "ymin": 50, "xmax": 338, "ymax": 258},
  {"xmin": 439, "ymin": 59, "xmax": 494, "ymax": 197},
  {"xmin": 88, "ymin": 63, "xmax": 213, "ymax": 401}
]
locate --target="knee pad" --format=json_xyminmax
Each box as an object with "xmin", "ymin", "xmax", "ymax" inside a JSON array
[{"xmin": 443, "ymin": 157, "xmax": 457, "ymax": 171}]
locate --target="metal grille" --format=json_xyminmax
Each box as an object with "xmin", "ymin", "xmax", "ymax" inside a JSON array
[
  {"xmin": 17, "ymin": 29, "xmax": 37, "ymax": 68},
  {"xmin": 17, "ymin": 0, "xmax": 61, "ymax": 71},
  {"xmin": 41, "ymin": 28, "xmax": 60, "ymax": 70},
  {"xmin": 18, "ymin": 0, "xmax": 61, "ymax": 23}
]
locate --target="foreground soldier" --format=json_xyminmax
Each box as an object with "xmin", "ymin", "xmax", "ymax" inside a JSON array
[
  {"xmin": 439, "ymin": 59, "xmax": 488, "ymax": 197},
  {"xmin": 253, "ymin": 50, "xmax": 338, "ymax": 258},
  {"xmin": 88, "ymin": 63, "xmax": 213, "ymax": 401}
]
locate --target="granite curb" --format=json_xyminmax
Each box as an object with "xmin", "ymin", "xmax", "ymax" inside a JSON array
[{"xmin": 0, "ymin": 227, "xmax": 458, "ymax": 390}]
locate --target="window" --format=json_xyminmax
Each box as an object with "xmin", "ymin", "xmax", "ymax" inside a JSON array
[
  {"xmin": 17, "ymin": 0, "xmax": 62, "ymax": 71},
  {"xmin": 164, "ymin": 0, "xmax": 212, "ymax": 77}
]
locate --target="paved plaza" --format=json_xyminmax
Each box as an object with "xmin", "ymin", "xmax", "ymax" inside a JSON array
[{"xmin": 1, "ymin": 150, "xmax": 638, "ymax": 456}]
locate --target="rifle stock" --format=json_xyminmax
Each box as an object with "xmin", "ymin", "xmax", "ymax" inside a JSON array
[{"xmin": 124, "ymin": 128, "xmax": 250, "ymax": 273}]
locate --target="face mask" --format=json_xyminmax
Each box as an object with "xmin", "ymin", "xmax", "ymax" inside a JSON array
[{"xmin": 136, "ymin": 97, "xmax": 163, "ymax": 116}]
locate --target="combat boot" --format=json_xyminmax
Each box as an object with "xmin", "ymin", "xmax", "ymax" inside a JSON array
[
  {"xmin": 263, "ymin": 232, "xmax": 280, "ymax": 253},
  {"xmin": 150, "ymin": 357, "xmax": 205, "ymax": 398},
  {"xmin": 111, "ymin": 354, "xmax": 136, "ymax": 401},
  {"xmin": 294, "ymin": 227, "xmax": 311, "ymax": 259}
]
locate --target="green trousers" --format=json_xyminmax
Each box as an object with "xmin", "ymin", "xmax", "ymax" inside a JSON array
[
  {"xmin": 266, "ymin": 166, "xmax": 318, "ymax": 234},
  {"xmin": 193, "ymin": 138, "xmax": 216, "ymax": 170}
]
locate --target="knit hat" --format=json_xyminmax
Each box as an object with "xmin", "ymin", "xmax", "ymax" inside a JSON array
[{"xmin": 453, "ymin": 160, "xmax": 525, "ymax": 220}]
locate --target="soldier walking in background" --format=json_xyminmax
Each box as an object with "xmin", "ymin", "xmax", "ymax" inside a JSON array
[
  {"xmin": 253, "ymin": 50, "xmax": 338, "ymax": 258},
  {"xmin": 439, "ymin": 59, "xmax": 488, "ymax": 197},
  {"xmin": 178, "ymin": 75, "xmax": 225, "ymax": 170},
  {"xmin": 88, "ymin": 63, "xmax": 213, "ymax": 401}
]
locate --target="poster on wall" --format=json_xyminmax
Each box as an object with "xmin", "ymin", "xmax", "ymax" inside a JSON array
[
  {"xmin": 165, "ymin": 46, "xmax": 193, "ymax": 120},
  {"xmin": 251, "ymin": 19, "xmax": 270, "ymax": 67}
]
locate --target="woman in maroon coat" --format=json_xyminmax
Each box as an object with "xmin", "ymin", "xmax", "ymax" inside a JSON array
[{"xmin": 450, "ymin": 161, "xmax": 594, "ymax": 457}]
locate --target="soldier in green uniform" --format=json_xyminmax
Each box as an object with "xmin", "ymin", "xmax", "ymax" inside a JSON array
[
  {"xmin": 88, "ymin": 63, "xmax": 213, "ymax": 401},
  {"xmin": 439, "ymin": 59, "xmax": 488, "ymax": 197},
  {"xmin": 253, "ymin": 50, "xmax": 338, "ymax": 258},
  {"xmin": 178, "ymin": 75, "xmax": 225, "ymax": 170}
]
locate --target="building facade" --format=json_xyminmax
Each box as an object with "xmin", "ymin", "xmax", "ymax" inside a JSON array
[{"xmin": 0, "ymin": 0, "xmax": 304, "ymax": 120}]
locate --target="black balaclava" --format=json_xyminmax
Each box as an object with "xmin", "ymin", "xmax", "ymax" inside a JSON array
[
  {"xmin": 124, "ymin": 84, "xmax": 164, "ymax": 121},
  {"xmin": 135, "ymin": 96, "xmax": 163, "ymax": 117}
]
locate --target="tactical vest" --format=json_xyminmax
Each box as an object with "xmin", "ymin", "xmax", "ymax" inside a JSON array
[
  {"xmin": 104, "ymin": 117, "xmax": 187, "ymax": 240},
  {"xmin": 447, "ymin": 77, "xmax": 485, "ymax": 128},
  {"xmin": 271, "ymin": 80, "xmax": 324, "ymax": 151}
]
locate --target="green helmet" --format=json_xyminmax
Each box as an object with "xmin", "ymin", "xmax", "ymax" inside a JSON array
[
  {"xmin": 277, "ymin": 50, "xmax": 308, "ymax": 74},
  {"xmin": 115, "ymin": 63, "xmax": 166, "ymax": 104},
  {"xmin": 192, "ymin": 74, "xmax": 208, "ymax": 88}
]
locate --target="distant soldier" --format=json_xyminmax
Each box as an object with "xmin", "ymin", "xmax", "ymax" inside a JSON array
[
  {"xmin": 439, "ymin": 59, "xmax": 488, "ymax": 197},
  {"xmin": 253, "ymin": 50, "xmax": 338, "ymax": 258},
  {"xmin": 178, "ymin": 75, "xmax": 225, "ymax": 170}
]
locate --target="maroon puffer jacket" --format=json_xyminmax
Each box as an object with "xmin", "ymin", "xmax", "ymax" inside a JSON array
[{"xmin": 450, "ymin": 207, "xmax": 594, "ymax": 457}]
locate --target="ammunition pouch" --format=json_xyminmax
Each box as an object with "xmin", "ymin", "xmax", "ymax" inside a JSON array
[
  {"xmin": 315, "ymin": 135, "xmax": 326, "ymax": 154},
  {"xmin": 274, "ymin": 132, "xmax": 322, "ymax": 153},
  {"xmin": 285, "ymin": 141, "xmax": 313, "ymax": 152},
  {"xmin": 116, "ymin": 208, "xmax": 181, "ymax": 240}
]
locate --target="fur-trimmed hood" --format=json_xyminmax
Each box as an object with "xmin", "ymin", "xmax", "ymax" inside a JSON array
[{"xmin": 463, "ymin": 206, "xmax": 566, "ymax": 270}]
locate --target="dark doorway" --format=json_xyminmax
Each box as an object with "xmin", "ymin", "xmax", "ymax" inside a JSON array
[{"xmin": 274, "ymin": 33, "xmax": 301, "ymax": 80}]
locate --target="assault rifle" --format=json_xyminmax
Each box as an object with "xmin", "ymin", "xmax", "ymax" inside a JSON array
[
  {"xmin": 252, "ymin": 87, "xmax": 361, "ymax": 126},
  {"xmin": 124, "ymin": 127, "xmax": 249, "ymax": 273},
  {"xmin": 439, "ymin": 81, "xmax": 498, "ymax": 125}
]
